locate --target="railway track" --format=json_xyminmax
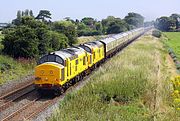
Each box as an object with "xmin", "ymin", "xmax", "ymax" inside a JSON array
[
  {"xmin": 0, "ymin": 83, "xmax": 38, "ymax": 120},
  {"xmin": 0, "ymin": 31, "xmax": 151, "ymax": 121},
  {"xmin": 0, "ymin": 83, "xmax": 34, "ymax": 111},
  {"xmin": 0, "ymin": 81, "xmax": 82, "ymax": 121}
]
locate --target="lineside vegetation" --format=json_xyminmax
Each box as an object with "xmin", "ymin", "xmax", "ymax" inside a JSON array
[
  {"xmin": 163, "ymin": 32, "xmax": 180, "ymax": 61},
  {"xmin": 49, "ymin": 32, "xmax": 179, "ymax": 120},
  {"xmin": 0, "ymin": 55, "xmax": 35, "ymax": 84}
]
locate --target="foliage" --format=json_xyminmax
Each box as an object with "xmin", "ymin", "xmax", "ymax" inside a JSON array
[
  {"xmin": 106, "ymin": 19, "xmax": 128, "ymax": 34},
  {"xmin": 152, "ymin": 30, "xmax": 161, "ymax": 38},
  {"xmin": 2, "ymin": 17, "xmax": 68, "ymax": 58},
  {"xmin": 0, "ymin": 33, "xmax": 4, "ymax": 53},
  {"xmin": 52, "ymin": 21, "xmax": 77, "ymax": 45},
  {"xmin": 102, "ymin": 16, "xmax": 129, "ymax": 34},
  {"xmin": 155, "ymin": 16, "xmax": 176, "ymax": 31},
  {"xmin": 81, "ymin": 17, "xmax": 96, "ymax": 29},
  {"xmin": 124, "ymin": 12, "xmax": 144, "ymax": 28},
  {"xmin": 2, "ymin": 26, "xmax": 38, "ymax": 58},
  {"xmin": 2, "ymin": 9, "xmax": 147, "ymax": 58},
  {"xmin": 36, "ymin": 10, "xmax": 52, "ymax": 22},
  {"xmin": 170, "ymin": 14, "xmax": 180, "ymax": 29},
  {"xmin": 0, "ymin": 55, "xmax": 35, "ymax": 84},
  {"xmin": 12, "ymin": 9, "xmax": 34, "ymax": 26}
]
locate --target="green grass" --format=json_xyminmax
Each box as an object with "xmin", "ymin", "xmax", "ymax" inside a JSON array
[
  {"xmin": 163, "ymin": 32, "xmax": 180, "ymax": 61},
  {"xmin": 0, "ymin": 55, "xmax": 35, "ymax": 84},
  {"xmin": 49, "ymin": 33, "xmax": 179, "ymax": 121}
]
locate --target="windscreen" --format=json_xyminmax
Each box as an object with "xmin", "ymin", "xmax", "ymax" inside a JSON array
[{"xmin": 38, "ymin": 55, "xmax": 64, "ymax": 65}]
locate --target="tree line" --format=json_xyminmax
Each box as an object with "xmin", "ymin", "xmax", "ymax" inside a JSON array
[
  {"xmin": 1, "ymin": 9, "xmax": 145, "ymax": 59},
  {"xmin": 155, "ymin": 13, "xmax": 180, "ymax": 31}
]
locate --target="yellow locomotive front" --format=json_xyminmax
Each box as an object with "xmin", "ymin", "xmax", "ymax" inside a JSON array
[{"xmin": 34, "ymin": 54, "xmax": 66, "ymax": 94}]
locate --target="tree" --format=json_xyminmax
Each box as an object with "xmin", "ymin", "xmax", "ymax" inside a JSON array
[
  {"xmin": 12, "ymin": 10, "xmax": 35, "ymax": 25},
  {"xmin": 29, "ymin": 10, "xmax": 34, "ymax": 17},
  {"xmin": 170, "ymin": 14, "xmax": 180, "ymax": 29},
  {"xmin": 2, "ymin": 26, "xmax": 38, "ymax": 58},
  {"xmin": 106, "ymin": 20, "xmax": 128, "ymax": 34},
  {"xmin": 46, "ymin": 31, "xmax": 68, "ymax": 51},
  {"xmin": 36, "ymin": 10, "xmax": 52, "ymax": 22},
  {"xmin": 124, "ymin": 12, "xmax": 144, "ymax": 28},
  {"xmin": 52, "ymin": 21, "xmax": 77, "ymax": 45},
  {"xmin": 2, "ymin": 16, "xmax": 69, "ymax": 58},
  {"xmin": 155, "ymin": 16, "xmax": 176, "ymax": 31},
  {"xmin": 81, "ymin": 17, "xmax": 96, "ymax": 29},
  {"xmin": 24, "ymin": 9, "xmax": 29, "ymax": 16},
  {"xmin": 102, "ymin": 16, "xmax": 129, "ymax": 34},
  {"xmin": 12, "ymin": 10, "xmax": 22, "ymax": 25}
]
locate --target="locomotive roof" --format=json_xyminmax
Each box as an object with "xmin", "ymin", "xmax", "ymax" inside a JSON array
[
  {"xmin": 64, "ymin": 47, "xmax": 85, "ymax": 55},
  {"xmin": 85, "ymin": 41, "xmax": 103, "ymax": 47},
  {"xmin": 52, "ymin": 47, "xmax": 85, "ymax": 60},
  {"xmin": 52, "ymin": 51, "xmax": 73, "ymax": 60},
  {"xmin": 100, "ymin": 37, "xmax": 116, "ymax": 44},
  {"xmin": 113, "ymin": 33, "xmax": 124, "ymax": 39}
]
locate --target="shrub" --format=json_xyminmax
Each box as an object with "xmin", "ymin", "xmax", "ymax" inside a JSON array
[{"xmin": 152, "ymin": 30, "xmax": 162, "ymax": 38}]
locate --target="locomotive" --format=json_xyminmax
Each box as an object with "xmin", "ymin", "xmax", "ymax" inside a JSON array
[{"xmin": 34, "ymin": 27, "xmax": 151, "ymax": 95}]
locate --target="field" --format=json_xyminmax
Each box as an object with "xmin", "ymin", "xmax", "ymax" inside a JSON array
[
  {"xmin": 49, "ymin": 32, "xmax": 179, "ymax": 120},
  {"xmin": 163, "ymin": 32, "xmax": 180, "ymax": 61}
]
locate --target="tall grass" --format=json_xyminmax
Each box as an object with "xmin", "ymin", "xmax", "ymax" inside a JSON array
[
  {"xmin": 48, "ymin": 32, "xmax": 180, "ymax": 121},
  {"xmin": 0, "ymin": 55, "xmax": 35, "ymax": 84}
]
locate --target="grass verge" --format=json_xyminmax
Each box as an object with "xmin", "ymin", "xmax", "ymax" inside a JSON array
[
  {"xmin": 0, "ymin": 55, "xmax": 35, "ymax": 84},
  {"xmin": 49, "ymin": 32, "xmax": 179, "ymax": 120},
  {"xmin": 163, "ymin": 32, "xmax": 180, "ymax": 61}
]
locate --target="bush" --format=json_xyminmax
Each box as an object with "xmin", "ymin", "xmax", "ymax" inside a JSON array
[
  {"xmin": 152, "ymin": 30, "xmax": 162, "ymax": 38},
  {"xmin": 2, "ymin": 17, "xmax": 69, "ymax": 58}
]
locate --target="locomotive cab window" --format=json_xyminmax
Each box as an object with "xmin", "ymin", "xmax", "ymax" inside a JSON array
[
  {"xmin": 38, "ymin": 55, "xmax": 65, "ymax": 66},
  {"xmin": 80, "ymin": 45, "xmax": 92, "ymax": 53}
]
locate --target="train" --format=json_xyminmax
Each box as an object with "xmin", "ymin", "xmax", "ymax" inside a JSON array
[{"xmin": 34, "ymin": 27, "xmax": 152, "ymax": 95}]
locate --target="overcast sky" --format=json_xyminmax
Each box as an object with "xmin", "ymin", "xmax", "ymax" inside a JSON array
[{"xmin": 1, "ymin": 0, "xmax": 180, "ymax": 23}]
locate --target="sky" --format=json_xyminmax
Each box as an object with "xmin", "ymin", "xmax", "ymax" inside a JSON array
[{"xmin": 0, "ymin": 0, "xmax": 180, "ymax": 23}]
